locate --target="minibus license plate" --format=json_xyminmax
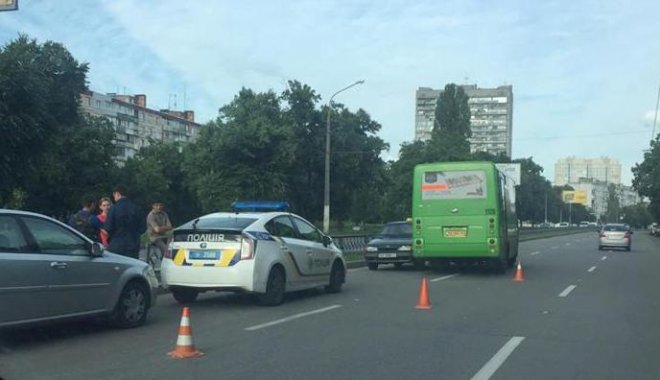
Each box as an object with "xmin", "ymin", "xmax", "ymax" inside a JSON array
[{"xmin": 444, "ymin": 228, "xmax": 467, "ymax": 238}]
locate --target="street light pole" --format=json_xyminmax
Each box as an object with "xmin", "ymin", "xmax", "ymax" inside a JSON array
[
  {"xmin": 652, "ymin": 81, "xmax": 660, "ymax": 141},
  {"xmin": 323, "ymin": 80, "xmax": 365, "ymax": 233}
]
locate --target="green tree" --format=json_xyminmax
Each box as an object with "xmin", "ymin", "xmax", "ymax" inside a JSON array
[
  {"xmin": 513, "ymin": 158, "xmax": 548, "ymax": 224},
  {"xmin": 382, "ymin": 140, "xmax": 429, "ymax": 221},
  {"xmin": 183, "ymin": 88, "xmax": 295, "ymax": 213},
  {"xmin": 0, "ymin": 35, "xmax": 90, "ymax": 213},
  {"xmin": 621, "ymin": 203, "xmax": 652, "ymax": 228},
  {"xmin": 632, "ymin": 135, "xmax": 660, "ymax": 220},
  {"xmin": 604, "ymin": 184, "xmax": 621, "ymax": 223},
  {"xmin": 324, "ymin": 105, "xmax": 388, "ymax": 224},
  {"xmin": 119, "ymin": 142, "xmax": 198, "ymax": 224},
  {"xmin": 280, "ymin": 81, "xmax": 325, "ymax": 218},
  {"xmin": 430, "ymin": 83, "xmax": 472, "ymax": 160}
]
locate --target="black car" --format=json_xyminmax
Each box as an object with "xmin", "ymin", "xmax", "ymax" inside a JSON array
[{"xmin": 364, "ymin": 221, "xmax": 413, "ymax": 270}]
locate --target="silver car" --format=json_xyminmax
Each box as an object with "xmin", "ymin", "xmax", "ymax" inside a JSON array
[
  {"xmin": 0, "ymin": 209, "xmax": 159, "ymax": 329},
  {"xmin": 598, "ymin": 223, "xmax": 632, "ymax": 251}
]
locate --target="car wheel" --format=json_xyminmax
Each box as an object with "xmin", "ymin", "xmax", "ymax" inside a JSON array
[
  {"xmin": 367, "ymin": 262, "xmax": 378, "ymax": 271},
  {"xmin": 394, "ymin": 262, "xmax": 404, "ymax": 269},
  {"xmin": 111, "ymin": 282, "xmax": 148, "ymax": 328},
  {"xmin": 598, "ymin": 246, "xmax": 603, "ymax": 251},
  {"xmin": 258, "ymin": 266, "xmax": 285, "ymax": 306},
  {"xmin": 626, "ymin": 246, "xmax": 631, "ymax": 252},
  {"xmin": 171, "ymin": 287, "xmax": 199, "ymax": 304},
  {"xmin": 325, "ymin": 261, "xmax": 345, "ymax": 293}
]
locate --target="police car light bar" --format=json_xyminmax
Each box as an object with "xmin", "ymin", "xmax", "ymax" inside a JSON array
[{"xmin": 231, "ymin": 201, "xmax": 290, "ymax": 213}]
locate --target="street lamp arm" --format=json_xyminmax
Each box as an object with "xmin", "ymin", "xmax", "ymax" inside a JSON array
[{"xmin": 330, "ymin": 80, "xmax": 365, "ymax": 104}]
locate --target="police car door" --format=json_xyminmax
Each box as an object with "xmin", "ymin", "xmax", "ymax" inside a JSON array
[
  {"xmin": 266, "ymin": 216, "xmax": 315, "ymax": 283},
  {"xmin": 291, "ymin": 216, "xmax": 333, "ymax": 276}
]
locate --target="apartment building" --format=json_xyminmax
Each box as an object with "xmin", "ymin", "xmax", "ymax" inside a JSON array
[
  {"xmin": 80, "ymin": 91, "xmax": 201, "ymax": 164},
  {"xmin": 414, "ymin": 84, "xmax": 514, "ymax": 157},
  {"xmin": 554, "ymin": 157, "xmax": 621, "ymax": 186}
]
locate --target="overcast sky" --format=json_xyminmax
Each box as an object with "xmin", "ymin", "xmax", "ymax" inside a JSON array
[{"xmin": 2, "ymin": 0, "xmax": 659, "ymax": 185}]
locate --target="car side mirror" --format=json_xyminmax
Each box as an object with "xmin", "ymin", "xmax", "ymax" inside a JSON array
[
  {"xmin": 91, "ymin": 242, "xmax": 104, "ymax": 257},
  {"xmin": 322, "ymin": 235, "xmax": 333, "ymax": 247}
]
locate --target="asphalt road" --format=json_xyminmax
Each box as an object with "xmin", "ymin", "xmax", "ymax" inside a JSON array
[{"xmin": 2, "ymin": 232, "xmax": 660, "ymax": 380}]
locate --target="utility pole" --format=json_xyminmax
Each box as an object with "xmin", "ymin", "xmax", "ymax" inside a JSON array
[{"xmin": 544, "ymin": 191, "xmax": 548, "ymax": 223}]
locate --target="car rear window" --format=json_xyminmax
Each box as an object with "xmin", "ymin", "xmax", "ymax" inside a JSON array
[
  {"xmin": 177, "ymin": 216, "xmax": 258, "ymax": 231},
  {"xmin": 603, "ymin": 225, "xmax": 627, "ymax": 232},
  {"xmin": 381, "ymin": 223, "xmax": 412, "ymax": 236}
]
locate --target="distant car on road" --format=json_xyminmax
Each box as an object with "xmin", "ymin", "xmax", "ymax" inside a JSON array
[
  {"xmin": 160, "ymin": 201, "xmax": 346, "ymax": 306},
  {"xmin": 0, "ymin": 209, "xmax": 159, "ymax": 329},
  {"xmin": 555, "ymin": 222, "xmax": 570, "ymax": 228},
  {"xmin": 364, "ymin": 221, "xmax": 413, "ymax": 270},
  {"xmin": 598, "ymin": 223, "xmax": 632, "ymax": 251}
]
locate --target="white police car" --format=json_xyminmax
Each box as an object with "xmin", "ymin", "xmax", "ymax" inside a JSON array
[{"xmin": 160, "ymin": 201, "xmax": 346, "ymax": 305}]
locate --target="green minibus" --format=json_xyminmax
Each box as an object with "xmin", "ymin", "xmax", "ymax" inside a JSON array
[{"xmin": 412, "ymin": 161, "xmax": 518, "ymax": 271}]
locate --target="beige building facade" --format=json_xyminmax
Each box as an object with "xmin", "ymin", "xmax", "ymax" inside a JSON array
[
  {"xmin": 80, "ymin": 91, "xmax": 201, "ymax": 164},
  {"xmin": 554, "ymin": 157, "xmax": 621, "ymax": 186}
]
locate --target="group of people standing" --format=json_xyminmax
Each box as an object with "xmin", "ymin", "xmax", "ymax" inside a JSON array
[{"xmin": 68, "ymin": 185, "xmax": 173, "ymax": 260}]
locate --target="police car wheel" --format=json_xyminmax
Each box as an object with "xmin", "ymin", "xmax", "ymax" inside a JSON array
[
  {"xmin": 258, "ymin": 267, "xmax": 285, "ymax": 306},
  {"xmin": 171, "ymin": 287, "xmax": 199, "ymax": 304},
  {"xmin": 111, "ymin": 282, "xmax": 148, "ymax": 328},
  {"xmin": 325, "ymin": 261, "xmax": 345, "ymax": 293},
  {"xmin": 367, "ymin": 262, "xmax": 378, "ymax": 271}
]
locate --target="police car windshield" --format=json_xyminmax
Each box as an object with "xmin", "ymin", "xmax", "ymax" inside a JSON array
[{"xmin": 178, "ymin": 216, "xmax": 258, "ymax": 231}]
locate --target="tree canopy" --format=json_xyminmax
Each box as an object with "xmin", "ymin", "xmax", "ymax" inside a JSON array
[{"xmin": 633, "ymin": 135, "xmax": 660, "ymax": 220}]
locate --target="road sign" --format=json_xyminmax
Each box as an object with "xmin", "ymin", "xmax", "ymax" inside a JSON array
[
  {"xmin": 0, "ymin": 0, "xmax": 18, "ymax": 11},
  {"xmin": 562, "ymin": 190, "xmax": 588, "ymax": 205}
]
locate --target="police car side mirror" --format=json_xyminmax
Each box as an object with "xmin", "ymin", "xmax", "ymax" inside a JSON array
[{"xmin": 322, "ymin": 235, "xmax": 333, "ymax": 247}]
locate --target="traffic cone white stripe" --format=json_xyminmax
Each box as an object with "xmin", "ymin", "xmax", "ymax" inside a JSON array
[
  {"xmin": 180, "ymin": 316, "xmax": 190, "ymax": 326},
  {"xmin": 176, "ymin": 334, "xmax": 194, "ymax": 346}
]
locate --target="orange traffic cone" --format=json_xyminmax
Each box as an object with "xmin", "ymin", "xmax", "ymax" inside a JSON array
[
  {"xmin": 513, "ymin": 261, "xmax": 525, "ymax": 282},
  {"xmin": 168, "ymin": 307, "xmax": 204, "ymax": 359},
  {"xmin": 415, "ymin": 275, "xmax": 432, "ymax": 310}
]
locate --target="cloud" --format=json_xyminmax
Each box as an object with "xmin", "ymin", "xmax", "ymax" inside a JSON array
[{"xmin": 643, "ymin": 110, "xmax": 659, "ymax": 125}]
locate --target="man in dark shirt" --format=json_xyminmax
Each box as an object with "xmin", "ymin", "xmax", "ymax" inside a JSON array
[
  {"xmin": 69, "ymin": 196, "xmax": 98, "ymax": 241},
  {"xmin": 103, "ymin": 185, "xmax": 145, "ymax": 259}
]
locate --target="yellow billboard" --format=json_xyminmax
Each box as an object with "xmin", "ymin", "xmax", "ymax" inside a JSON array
[{"xmin": 562, "ymin": 190, "xmax": 588, "ymax": 205}]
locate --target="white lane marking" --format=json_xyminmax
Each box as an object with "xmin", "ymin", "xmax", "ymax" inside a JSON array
[
  {"xmin": 551, "ymin": 246, "xmax": 559, "ymax": 249},
  {"xmin": 348, "ymin": 267, "xmax": 367, "ymax": 273},
  {"xmin": 470, "ymin": 336, "xmax": 526, "ymax": 380},
  {"xmin": 601, "ymin": 256, "xmax": 607, "ymax": 261},
  {"xmin": 245, "ymin": 305, "xmax": 342, "ymax": 331},
  {"xmin": 529, "ymin": 251, "xmax": 540, "ymax": 256},
  {"xmin": 559, "ymin": 285, "xmax": 577, "ymax": 297},
  {"xmin": 588, "ymin": 266, "xmax": 596, "ymax": 272},
  {"xmin": 565, "ymin": 243, "xmax": 571, "ymax": 246},
  {"xmin": 430, "ymin": 274, "xmax": 459, "ymax": 282}
]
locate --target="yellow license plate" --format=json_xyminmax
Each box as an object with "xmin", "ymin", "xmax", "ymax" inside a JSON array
[{"xmin": 444, "ymin": 228, "xmax": 467, "ymax": 238}]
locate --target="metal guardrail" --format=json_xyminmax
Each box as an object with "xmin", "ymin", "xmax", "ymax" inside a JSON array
[
  {"xmin": 331, "ymin": 234, "xmax": 372, "ymax": 254},
  {"xmin": 332, "ymin": 227, "xmax": 591, "ymax": 254}
]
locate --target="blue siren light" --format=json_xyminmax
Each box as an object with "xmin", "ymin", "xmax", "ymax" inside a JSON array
[{"xmin": 231, "ymin": 201, "xmax": 290, "ymax": 213}]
